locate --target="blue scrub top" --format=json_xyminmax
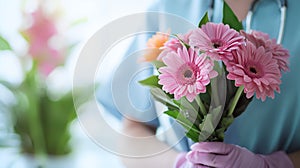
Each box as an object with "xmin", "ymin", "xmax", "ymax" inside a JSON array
[{"xmin": 97, "ymin": 0, "xmax": 300, "ymax": 155}]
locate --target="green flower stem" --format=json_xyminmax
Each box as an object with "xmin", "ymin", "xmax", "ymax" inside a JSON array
[
  {"xmin": 27, "ymin": 63, "xmax": 46, "ymax": 167},
  {"xmin": 211, "ymin": 77, "xmax": 220, "ymax": 107},
  {"xmin": 28, "ymin": 93, "xmax": 46, "ymax": 166},
  {"xmin": 210, "ymin": 61, "xmax": 223, "ymax": 107},
  {"xmin": 228, "ymin": 86, "xmax": 244, "ymax": 117},
  {"xmin": 195, "ymin": 95, "xmax": 207, "ymax": 115}
]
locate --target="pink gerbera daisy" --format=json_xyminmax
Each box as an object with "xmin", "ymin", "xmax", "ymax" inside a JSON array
[
  {"xmin": 189, "ymin": 23, "xmax": 245, "ymax": 61},
  {"xmin": 241, "ymin": 30, "xmax": 290, "ymax": 72},
  {"xmin": 226, "ymin": 42, "xmax": 281, "ymax": 101},
  {"xmin": 158, "ymin": 47, "xmax": 218, "ymax": 102},
  {"xmin": 157, "ymin": 38, "xmax": 180, "ymax": 61},
  {"xmin": 271, "ymin": 43, "xmax": 290, "ymax": 72},
  {"xmin": 157, "ymin": 31, "xmax": 192, "ymax": 61}
]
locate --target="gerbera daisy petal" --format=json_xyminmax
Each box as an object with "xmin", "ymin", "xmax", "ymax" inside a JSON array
[
  {"xmin": 227, "ymin": 41, "xmax": 281, "ymax": 101},
  {"xmin": 162, "ymin": 53, "xmax": 184, "ymax": 68},
  {"xmin": 241, "ymin": 30, "xmax": 290, "ymax": 72},
  {"xmin": 189, "ymin": 23, "xmax": 245, "ymax": 61},
  {"xmin": 158, "ymin": 47, "xmax": 217, "ymax": 102}
]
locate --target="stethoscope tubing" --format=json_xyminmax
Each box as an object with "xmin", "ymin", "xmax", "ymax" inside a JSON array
[
  {"xmin": 210, "ymin": 0, "xmax": 288, "ymax": 44},
  {"xmin": 246, "ymin": 0, "xmax": 287, "ymax": 44}
]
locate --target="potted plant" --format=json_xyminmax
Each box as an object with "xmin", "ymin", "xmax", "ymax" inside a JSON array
[{"xmin": 0, "ymin": 3, "xmax": 79, "ymax": 167}]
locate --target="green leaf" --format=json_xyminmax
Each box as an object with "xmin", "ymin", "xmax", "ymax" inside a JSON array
[
  {"xmin": 139, "ymin": 75, "xmax": 160, "ymax": 88},
  {"xmin": 20, "ymin": 31, "xmax": 30, "ymax": 42},
  {"xmin": 179, "ymin": 97, "xmax": 198, "ymax": 116},
  {"xmin": 198, "ymin": 12, "xmax": 209, "ymax": 28},
  {"xmin": 0, "ymin": 35, "xmax": 11, "ymax": 50},
  {"xmin": 174, "ymin": 34, "xmax": 190, "ymax": 49},
  {"xmin": 39, "ymin": 91, "xmax": 76, "ymax": 155},
  {"xmin": 232, "ymin": 93, "xmax": 253, "ymax": 117},
  {"xmin": 222, "ymin": 1, "xmax": 243, "ymax": 31},
  {"xmin": 165, "ymin": 110, "xmax": 200, "ymax": 142},
  {"xmin": 219, "ymin": 115, "xmax": 234, "ymax": 128},
  {"xmin": 150, "ymin": 87, "xmax": 178, "ymax": 108},
  {"xmin": 198, "ymin": 106, "xmax": 222, "ymax": 142},
  {"xmin": 214, "ymin": 115, "xmax": 234, "ymax": 141},
  {"xmin": 152, "ymin": 60, "xmax": 166, "ymax": 69},
  {"xmin": 186, "ymin": 129, "xmax": 200, "ymax": 142},
  {"xmin": 199, "ymin": 91, "xmax": 211, "ymax": 106},
  {"xmin": 164, "ymin": 110, "xmax": 196, "ymax": 130},
  {"xmin": 178, "ymin": 97, "xmax": 201, "ymax": 126}
]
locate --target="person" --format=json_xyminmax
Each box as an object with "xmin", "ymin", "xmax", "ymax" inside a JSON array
[{"xmin": 97, "ymin": 0, "xmax": 300, "ymax": 167}]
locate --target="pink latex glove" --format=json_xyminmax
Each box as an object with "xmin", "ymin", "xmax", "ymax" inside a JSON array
[
  {"xmin": 174, "ymin": 152, "xmax": 190, "ymax": 168},
  {"xmin": 175, "ymin": 142, "xmax": 293, "ymax": 168}
]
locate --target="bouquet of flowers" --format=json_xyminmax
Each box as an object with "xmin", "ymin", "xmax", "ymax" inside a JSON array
[{"xmin": 140, "ymin": 2, "xmax": 289, "ymax": 142}]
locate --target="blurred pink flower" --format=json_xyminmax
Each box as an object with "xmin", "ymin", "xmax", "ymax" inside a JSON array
[
  {"xmin": 23, "ymin": 6, "xmax": 64, "ymax": 76},
  {"xmin": 241, "ymin": 30, "xmax": 289, "ymax": 72},
  {"xmin": 164, "ymin": 38, "xmax": 181, "ymax": 51},
  {"xmin": 189, "ymin": 23, "xmax": 245, "ymax": 61},
  {"xmin": 37, "ymin": 47, "xmax": 62, "ymax": 76},
  {"xmin": 158, "ymin": 47, "xmax": 217, "ymax": 102},
  {"xmin": 157, "ymin": 31, "xmax": 192, "ymax": 60},
  {"xmin": 226, "ymin": 42, "xmax": 281, "ymax": 101}
]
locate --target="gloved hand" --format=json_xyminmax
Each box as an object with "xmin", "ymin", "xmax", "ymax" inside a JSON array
[
  {"xmin": 174, "ymin": 142, "xmax": 293, "ymax": 168},
  {"xmin": 174, "ymin": 152, "xmax": 191, "ymax": 168}
]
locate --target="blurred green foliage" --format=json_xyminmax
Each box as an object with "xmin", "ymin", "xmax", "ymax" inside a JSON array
[{"xmin": 1, "ymin": 63, "xmax": 77, "ymax": 155}]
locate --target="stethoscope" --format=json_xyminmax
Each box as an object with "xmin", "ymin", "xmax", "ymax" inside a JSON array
[{"xmin": 209, "ymin": 0, "xmax": 288, "ymax": 44}]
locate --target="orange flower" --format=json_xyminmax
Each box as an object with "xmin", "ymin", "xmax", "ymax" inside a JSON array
[{"xmin": 142, "ymin": 32, "xmax": 169, "ymax": 62}]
